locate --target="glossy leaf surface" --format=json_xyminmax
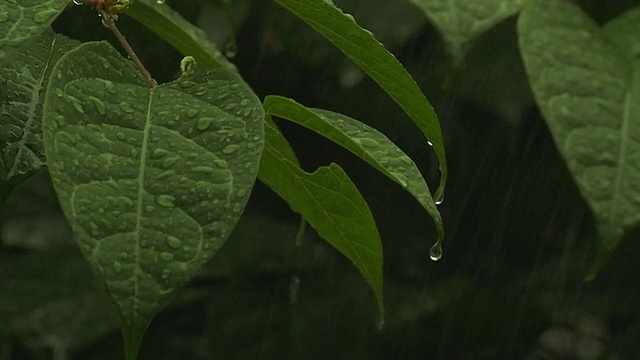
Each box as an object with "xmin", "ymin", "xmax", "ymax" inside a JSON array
[
  {"xmin": 406, "ymin": 0, "xmax": 523, "ymax": 62},
  {"xmin": 258, "ymin": 119, "xmax": 384, "ymax": 316},
  {"xmin": 0, "ymin": 29, "xmax": 79, "ymax": 204},
  {"xmin": 42, "ymin": 41, "xmax": 264, "ymax": 358},
  {"xmin": 0, "ymin": 0, "xmax": 68, "ymax": 58},
  {"xmin": 275, "ymin": 0, "xmax": 447, "ymax": 202},
  {"xmin": 264, "ymin": 95, "xmax": 444, "ymax": 257},
  {"xmin": 518, "ymin": 0, "xmax": 640, "ymax": 277}
]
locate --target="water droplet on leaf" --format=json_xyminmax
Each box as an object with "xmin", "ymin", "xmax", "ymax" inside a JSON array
[
  {"xmin": 166, "ymin": 236, "xmax": 182, "ymax": 249},
  {"xmin": 159, "ymin": 252, "xmax": 174, "ymax": 261},
  {"xmin": 196, "ymin": 117, "xmax": 213, "ymax": 130},
  {"xmin": 222, "ymin": 144, "xmax": 240, "ymax": 154},
  {"xmin": 156, "ymin": 194, "xmax": 176, "ymax": 208}
]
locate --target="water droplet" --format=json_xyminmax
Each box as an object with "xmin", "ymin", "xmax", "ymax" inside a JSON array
[
  {"xmin": 213, "ymin": 159, "xmax": 227, "ymax": 169},
  {"xmin": 119, "ymin": 101, "xmax": 135, "ymax": 113},
  {"xmin": 116, "ymin": 132, "xmax": 126, "ymax": 141},
  {"xmin": 186, "ymin": 109, "xmax": 199, "ymax": 118},
  {"xmin": 159, "ymin": 252, "xmax": 174, "ymax": 261},
  {"xmin": 232, "ymin": 203, "xmax": 242, "ymax": 212},
  {"xmin": 156, "ymin": 194, "xmax": 176, "ymax": 208},
  {"xmin": 162, "ymin": 156, "xmax": 179, "ymax": 168},
  {"xmin": 166, "ymin": 236, "xmax": 182, "ymax": 249},
  {"xmin": 435, "ymin": 191, "xmax": 444, "ymax": 205},
  {"xmin": 399, "ymin": 156, "xmax": 413, "ymax": 166},
  {"xmin": 222, "ymin": 144, "xmax": 240, "ymax": 154},
  {"xmin": 391, "ymin": 172, "xmax": 408, "ymax": 188},
  {"xmin": 240, "ymin": 99, "xmax": 250, "ymax": 106},
  {"xmin": 427, "ymin": 140, "xmax": 433, "ymax": 147},
  {"xmin": 429, "ymin": 244, "xmax": 442, "ymax": 261},
  {"xmin": 151, "ymin": 148, "xmax": 168, "ymax": 159},
  {"xmin": 88, "ymin": 96, "xmax": 106, "ymax": 115},
  {"xmin": 90, "ymin": 222, "xmax": 99, "ymax": 237},
  {"xmin": 102, "ymin": 80, "xmax": 117, "ymax": 94},
  {"xmin": 73, "ymin": 0, "xmax": 84, "ymax": 5},
  {"xmin": 191, "ymin": 166, "xmax": 215, "ymax": 174},
  {"xmin": 236, "ymin": 189, "xmax": 247, "ymax": 197},
  {"xmin": 67, "ymin": 96, "xmax": 84, "ymax": 113},
  {"xmin": 161, "ymin": 269, "xmax": 171, "ymax": 279},
  {"xmin": 113, "ymin": 261, "xmax": 123, "ymax": 274},
  {"xmin": 156, "ymin": 170, "xmax": 175, "ymax": 180},
  {"xmin": 196, "ymin": 117, "xmax": 213, "ymax": 130},
  {"xmin": 55, "ymin": 115, "xmax": 65, "ymax": 126},
  {"xmin": 156, "ymin": 0, "xmax": 165, "ymax": 4},
  {"xmin": 359, "ymin": 138, "xmax": 380, "ymax": 148},
  {"xmin": 145, "ymin": 205, "xmax": 156, "ymax": 213}
]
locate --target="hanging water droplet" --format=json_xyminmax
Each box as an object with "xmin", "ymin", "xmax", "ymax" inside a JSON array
[
  {"xmin": 429, "ymin": 243, "xmax": 442, "ymax": 261},
  {"xmin": 73, "ymin": 0, "xmax": 84, "ymax": 5},
  {"xmin": 427, "ymin": 140, "xmax": 433, "ymax": 147},
  {"xmin": 435, "ymin": 191, "xmax": 444, "ymax": 205},
  {"xmin": 156, "ymin": 194, "xmax": 176, "ymax": 208},
  {"xmin": 196, "ymin": 117, "xmax": 213, "ymax": 130},
  {"xmin": 113, "ymin": 261, "xmax": 123, "ymax": 274}
]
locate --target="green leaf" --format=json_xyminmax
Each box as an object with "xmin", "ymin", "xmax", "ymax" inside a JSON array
[
  {"xmin": 42, "ymin": 41, "xmax": 264, "ymax": 358},
  {"xmin": 518, "ymin": 1, "xmax": 640, "ymax": 277},
  {"xmin": 264, "ymin": 95, "xmax": 444, "ymax": 258},
  {"xmin": 0, "ymin": 0, "xmax": 68, "ymax": 59},
  {"xmin": 274, "ymin": 0, "xmax": 447, "ymax": 203},
  {"xmin": 405, "ymin": 0, "xmax": 523, "ymax": 62},
  {"xmin": 258, "ymin": 120, "xmax": 384, "ymax": 316},
  {"xmin": 0, "ymin": 29, "xmax": 79, "ymax": 204},
  {"xmin": 125, "ymin": 0, "xmax": 234, "ymax": 71}
]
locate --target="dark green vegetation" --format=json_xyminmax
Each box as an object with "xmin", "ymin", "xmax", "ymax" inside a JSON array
[{"xmin": 1, "ymin": 0, "xmax": 640, "ymax": 358}]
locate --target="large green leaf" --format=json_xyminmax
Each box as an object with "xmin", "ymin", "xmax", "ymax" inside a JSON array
[
  {"xmin": 518, "ymin": 0, "xmax": 640, "ymax": 277},
  {"xmin": 42, "ymin": 41, "xmax": 264, "ymax": 358},
  {"xmin": 125, "ymin": 0, "xmax": 234, "ymax": 71},
  {"xmin": 405, "ymin": 0, "xmax": 523, "ymax": 62},
  {"xmin": 0, "ymin": 29, "xmax": 79, "ymax": 204},
  {"xmin": 258, "ymin": 119, "xmax": 384, "ymax": 316},
  {"xmin": 274, "ymin": 0, "xmax": 447, "ymax": 203},
  {"xmin": 0, "ymin": 0, "xmax": 68, "ymax": 59},
  {"xmin": 264, "ymin": 95, "xmax": 444, "ymax": 259}
]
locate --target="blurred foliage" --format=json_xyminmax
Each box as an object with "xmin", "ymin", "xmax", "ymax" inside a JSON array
[{"xmin": 2, "ymin": 0, "xmax": 640, "ymax": 359}]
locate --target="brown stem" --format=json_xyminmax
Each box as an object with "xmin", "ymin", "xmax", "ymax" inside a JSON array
[{"xmin": 99, "ymin": 10, "xmax": 158, "ymax": 88}]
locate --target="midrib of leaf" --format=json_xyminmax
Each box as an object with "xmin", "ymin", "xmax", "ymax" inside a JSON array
[
  {"xmin": 7, "ymin": 34, "xmax": 56, "ymax": 178},
  {"xmin": 132, "ymin": 89, "xmax": 156, "ymax": 324}
]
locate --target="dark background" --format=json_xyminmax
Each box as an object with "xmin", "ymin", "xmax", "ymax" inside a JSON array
[{"xmin": 2, "ymin": 0, "xmax": 640, "ymax": 358}]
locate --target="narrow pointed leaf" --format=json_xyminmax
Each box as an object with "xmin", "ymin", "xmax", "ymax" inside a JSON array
[
  {"xmin": 518, "ymin": 0, "xmax": 640, "ymax": 276},
  {"xmin": 0, "ymin": 0, "xmax": 68, "ymax": 58},
  {"xmin": 125, "ymin": 0, "xmax": 234, "ymax": 71},
  {"xmin": 0, "ymin": 29, "xmax": 79, "ymax": 203},
  {"xmin": 264, "ymin": 95, "xmax": 444, "ymax": 255},
  {"xmin": 274, "ymin": 0, "xmax": 447, "ymax": 202},
  {"xmin": 404, "ymin": 0, "xmax": 523, "ymax": 62},
  {"xmin": 42, "ymin": 41, "xmax": 264, "ymax": 357},
  {"xmin": 258, "ymin": 120, "xmax": 384, "ymax": 316}
]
